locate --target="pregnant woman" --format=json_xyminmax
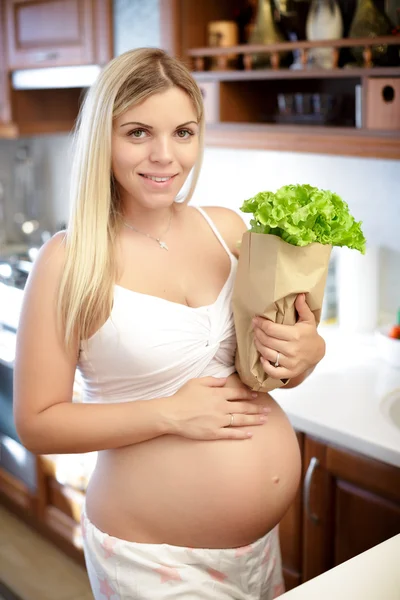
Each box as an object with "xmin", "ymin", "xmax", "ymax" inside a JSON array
[{"xmin": 14, "ymin": 48, "xmax": 325, "ymax": 600}]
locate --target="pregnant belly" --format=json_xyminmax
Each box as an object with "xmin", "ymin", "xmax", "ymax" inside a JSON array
[{"xmin": 85, "ymin": 374, "xmax": 302, "ymax": 548}]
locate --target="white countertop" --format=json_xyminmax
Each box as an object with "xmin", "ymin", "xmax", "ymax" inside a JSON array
[
  {"xmin": 280, "ymin": 534, "xmax": 400, "ymax": 599},
  {"xmin": 272, "ymin": 325, "xmax": 400, "ymax": 468}
]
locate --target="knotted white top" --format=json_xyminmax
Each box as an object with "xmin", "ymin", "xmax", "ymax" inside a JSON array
[{"xmin": 78, "ymin": 207, "xmax": 238, "ymax": 403}]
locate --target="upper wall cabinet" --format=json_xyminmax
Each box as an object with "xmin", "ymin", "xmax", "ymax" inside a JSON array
[{"xmin": 5, "ymin": 0, "xmax": 113, "ymax": 69}]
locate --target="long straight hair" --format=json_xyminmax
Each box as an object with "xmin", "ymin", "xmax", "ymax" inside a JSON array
[{"xmin": 58, "ymin": 48, "xmax": 205, "ymax": 351}]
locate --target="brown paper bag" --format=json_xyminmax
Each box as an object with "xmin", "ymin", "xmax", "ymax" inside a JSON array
[{"xmin": 232, "ymin": 231, "xmax": 332, "ymax": 392}]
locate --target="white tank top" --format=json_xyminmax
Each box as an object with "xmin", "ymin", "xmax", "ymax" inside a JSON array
[{"xmin": 78, "ymin": 207, "xmax": 238, "ymax": 403}]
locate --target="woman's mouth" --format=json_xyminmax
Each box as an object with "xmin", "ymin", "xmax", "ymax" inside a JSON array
[
  {"xmin": 140, "ymin": 174, "xmax": 177, "ymax": 182},
  {"xmin": 139, "ymin": 173, "xmax": 178, "ymax": 189}
]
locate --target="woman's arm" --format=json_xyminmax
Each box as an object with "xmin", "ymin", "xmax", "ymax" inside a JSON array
[{"xmin": 13, "ymin": 233, "xmax": 171, "ymax": 455}]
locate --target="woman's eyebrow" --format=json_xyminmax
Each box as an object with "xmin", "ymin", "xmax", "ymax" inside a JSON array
[
  {"xmin": 120, "ymin": 121, "xmax": 152, "ymax": 129},
  {"xmin": 120, "ymin": 120, "xmax": 198, "ymax": 129}
]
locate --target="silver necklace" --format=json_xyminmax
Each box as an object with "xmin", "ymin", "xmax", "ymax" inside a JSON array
[{"xmin": 122, "ymin": 210, "xmax": 173, "ymax": 251}]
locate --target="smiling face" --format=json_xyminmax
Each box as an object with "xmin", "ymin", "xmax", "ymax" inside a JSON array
[{"xmin": 112, "ymin": 86, "xmax": 200, "ymax": 213}]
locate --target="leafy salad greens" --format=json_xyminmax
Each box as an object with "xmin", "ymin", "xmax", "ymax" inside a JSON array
[{"xmin": 241, "ymin": 184, "xmax": 366, "ymax": 254}]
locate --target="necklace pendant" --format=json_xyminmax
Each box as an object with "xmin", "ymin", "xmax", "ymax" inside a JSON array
[{"xmin": 158, "ymin": 240, "xmax": 169, "ymax": 251}]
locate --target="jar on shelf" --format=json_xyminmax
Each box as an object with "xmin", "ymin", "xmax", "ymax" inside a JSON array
[{"xmin": 207, "ymin": 21, "xmax": 239, "ymax": 70}]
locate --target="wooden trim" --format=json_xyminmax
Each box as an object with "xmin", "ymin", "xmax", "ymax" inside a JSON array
[
  {"xmin": 0, "ymin": 2, "xmax": 12, "ymax": 124},
  {"xmin": 48, "ymin": 479, "xmax": 85, "ymax": 522},
  {"xmin": 280, "ymin": 431, "xmax": 304, "ymax": 590},
  {"xmin": 159, "ymin": 0, "xmax": 181, "ymax": 57},
  {"xmin": 93, "ymin": 0, "xmax": 113, "ymax": 65},
  {"xmin": 302, "ymin": 438, "xmax": 335, "ymax": 581},
  {"xmin": 326, "ymin": 444, "xmax": 400, "ymax": 504},
  {"xmin": 35, "ymin": 455, "xmax": 49, "ymax": 520},
  {"xmin": 193, "ymin": 67, "xmax": 400, "ymax": 83},
  {"xmin": 204, "ymin": 123, "xmax": 400, "ymax": 159},
  {"xmin": 188, "ymin": 36, "xmax": 400, "ymax": 57},
  {"xmin": 15, "ymin": 121, "xmax": 78, "ymax": 136},
  {"xmin": 0, "ymin": 467, "xmax": 35, "ymax": 512}
]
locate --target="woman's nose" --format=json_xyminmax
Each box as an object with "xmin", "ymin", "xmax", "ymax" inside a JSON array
[{"xmin": 149, "ymin": 136, "xmax": 173, "ymax": 164}]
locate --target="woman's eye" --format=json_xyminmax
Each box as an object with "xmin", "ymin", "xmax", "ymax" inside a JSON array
[
  {"xmin": 129, "ymin": 129, "xmax": 147, "ymax": 139},
  {"xmin": 176, "ymin": 129, "xmax": 193, "ymax": 139}
]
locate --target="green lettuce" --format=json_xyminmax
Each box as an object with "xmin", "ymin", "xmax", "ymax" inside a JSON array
[{"xmin": 241, "ymin": 184, "xmax": 366, "ymax": 253}]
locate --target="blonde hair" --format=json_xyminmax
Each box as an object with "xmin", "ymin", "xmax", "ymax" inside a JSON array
[{"xmin": 58, "ymin": 48, "xmax": 205, "ymax": 351}]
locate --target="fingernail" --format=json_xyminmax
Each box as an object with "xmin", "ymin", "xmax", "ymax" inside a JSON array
[
  {"xmin": 252, "ymin": 392, "xmax": 258, "ymax": 398},
  {"xmin": 260, "ymin": 415, "xmax": 267, "ymax": 422},
  {"xmin": 247, "ymin": 432, "xmax": 253, "ymax": 438},
  {"xmin": 263, "ymin": 407, "xmax": 271, "ymax": 413}
]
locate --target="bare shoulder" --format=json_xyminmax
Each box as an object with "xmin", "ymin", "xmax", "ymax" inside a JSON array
[
  {"xmin": 36, "ymin": 229, "xmax": 66, "ymax": 265},
  {"xmin": 20, "ymin": 231, "xmax": 68, "ymax": 336},
  {"xmin": 25, "ymin": 230, "xmax": 67, "ymax": 291},
  {"xmin": 200, "ymin": 206, "xmax": 247, "ymax": 258}
]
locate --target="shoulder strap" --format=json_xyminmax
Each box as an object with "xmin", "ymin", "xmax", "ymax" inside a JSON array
[{"xmin": 194, "ymin": 206, "xmax": 233, "ymax": 258}]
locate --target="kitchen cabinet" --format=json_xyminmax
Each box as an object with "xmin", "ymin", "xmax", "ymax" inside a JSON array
[
  {"xmin": 5, "ymin": 0, "xmax": 113, "ymax": 69},
  {"xmin": 164, "ymin": 0, "xmax": 400, "ymax": 159},
  {"xmin": 302, "ymin": 436, "xmax": 400, "ymax": 582},
  {"xmin": 0, "ymin": 0, "xmax": 112, "ymax": 137}
]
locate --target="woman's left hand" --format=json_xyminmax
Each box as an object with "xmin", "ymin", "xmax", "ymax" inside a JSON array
[{"xmin": 252, "ymin": 293, "xmax": 325, "ymax": 381}]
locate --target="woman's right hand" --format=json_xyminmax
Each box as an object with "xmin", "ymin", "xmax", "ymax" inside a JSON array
[{"xmin": 166, "ymin": 377, "xmax": 270, "ymax": 441}]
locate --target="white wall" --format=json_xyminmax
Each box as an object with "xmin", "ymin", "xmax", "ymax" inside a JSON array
[
  {"xmin": 193, "ymin": 148, "xmax": 400, "ymax": 254},
  {"xmin": 192, "ymin": 147, "xmax": 400, "ymax": 320}
]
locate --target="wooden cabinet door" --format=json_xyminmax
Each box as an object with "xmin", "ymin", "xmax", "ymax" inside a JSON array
[
  {"xmin": 279, "ymin": 431, "xmax": 304, "ymax": 591},
  {"xmin": 302, "ymin": 436, "xmax": 400, "ymax": 582},
  {"xmin": 5, "ymin": 0, "xmax": 99, "ymax": 69}
]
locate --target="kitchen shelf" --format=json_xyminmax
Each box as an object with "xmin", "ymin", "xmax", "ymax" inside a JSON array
[
  {"xmin": 0, "ymin": 87, "xmax": 84, "ymax": 138},
  {"xmin": 188, "ymin": 36, "xmax": 400, "ymax": 57},
  {"xmin": 193, "ymin": 67, "xmax": 400, "ymax": 83},
  {"xmin": 191, "ymin": 36, "xmax": 400, "ymax": 159},
  {"xmin": 204, "ymin": 123, "xmax": 400, "ymax": 160},
  {"xmin": 188, "ymin": 36, "xmax": 400, "ymax": 71}
]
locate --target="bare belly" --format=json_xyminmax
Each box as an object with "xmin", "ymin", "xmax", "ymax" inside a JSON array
[{"xmin": 85, "ymin": 373, "xmax": 301, "ymax": 548}]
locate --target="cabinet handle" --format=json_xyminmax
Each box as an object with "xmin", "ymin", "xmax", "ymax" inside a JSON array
[
  {"xmin": 304, "ymin": 456, "xmax": 320, "ymax": 524},
  {"xmin": 34, "ymin": 51, "xmax": 60, "ymax": 63}
]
